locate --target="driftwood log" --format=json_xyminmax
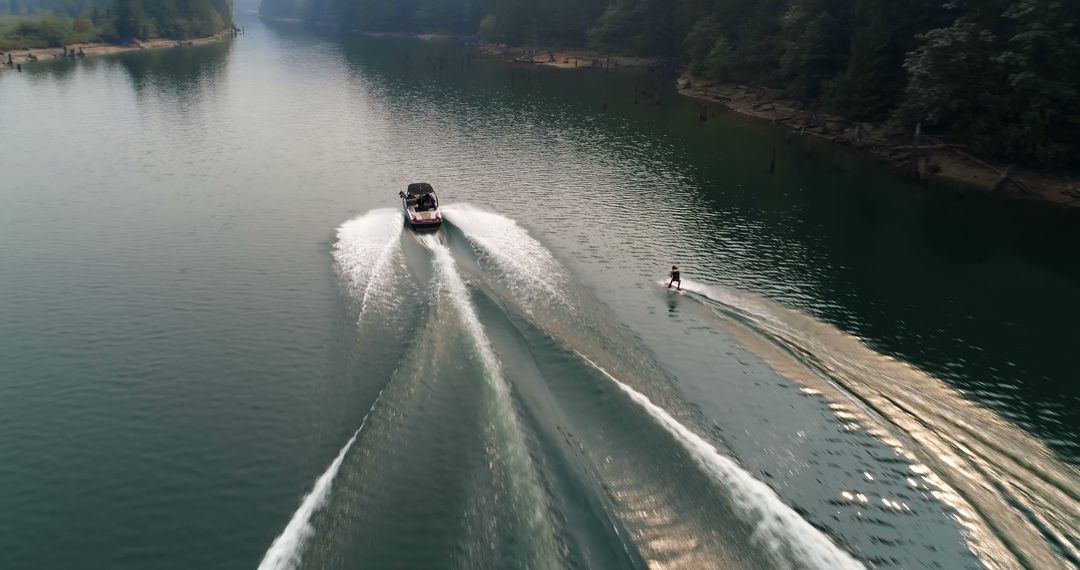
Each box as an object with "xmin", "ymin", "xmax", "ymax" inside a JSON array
[
  {"xmin": 989, "ymin": 166, "xmax": 1013, "ymax": 193},
  {"xmin": 888, "ymin": 144, "xmax": 965, "ymax": 151},
  {"xmin": 952, "ymin": 149, "xmax": 1038, "ymax": 195}
]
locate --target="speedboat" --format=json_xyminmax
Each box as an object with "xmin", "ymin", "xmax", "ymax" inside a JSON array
[{"xmin": 399, "ymin": 183, "xmax": 442, "ymax": 231}]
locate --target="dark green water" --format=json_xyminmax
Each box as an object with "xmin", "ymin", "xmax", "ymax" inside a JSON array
[{"xmin": 1, "ymin": 17, "xmax": 1077, "ymax": 570}]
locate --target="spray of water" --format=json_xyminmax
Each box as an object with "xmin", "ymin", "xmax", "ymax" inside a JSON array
[
  {"xmin": 445, "ymin": 208, "xmax": 863, "ymax": 567},
  {"xmin": 333, "ymin": 209, "xmax": 404, "ymax": 318},
  {"xmin": 416, "ymin": 233, "xmax": 563, "ymax": 567},
  {"xmin": 442, "ymin": 203, "xmax": 571, "ymax": 308}
]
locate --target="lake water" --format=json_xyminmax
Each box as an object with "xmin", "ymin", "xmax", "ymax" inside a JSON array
[{"xmin": 1, "ymin": 16, "xmax": 1077, "ymax": 570}]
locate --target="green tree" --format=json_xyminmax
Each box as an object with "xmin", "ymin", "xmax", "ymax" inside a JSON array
[
  {"xmin": 588, "ymin": 0, "xmax": 680, "ymax": 55},
  {"xmin": 113, "ymin": 0, "xmax": 141, "ymax": 39},
  {"xmin": 684, "ymin": 16, "xmax": 723, "ymax": 74},
  {"xmin": 779, "ymin": 0, "xmax": 852, "ymax": 100},
  {"xmin": 109, "ymin": 0, "xmax": 231, "ymax": 40},
  {"xmin": 477, "ymin": 13, "xmax": 497, "ymax": 39},
  {"xmin": 828, "ymin": 0, "xmax": 949, "ymax": 120},
  {"xmin": 901, "ymin": 0, "xmax": 1080, "ymax": 166},
  {"xmin": 13, "ymin": 16, "xmax": 73, "ymax": 45}
]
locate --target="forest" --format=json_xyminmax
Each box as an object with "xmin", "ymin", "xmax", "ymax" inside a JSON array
[
  {"xmin": 259, "ymin": 0, "xmax": 1080, "ymax": 169},
  {"xmin": 3, "ymin": 0, "xmax": 110, "ymax": 17},
  {"xmin": 110, "ymin": 0, "xmax": 233, "ymax": 39},
  {"xmin": 1, "ymin": 0, "xmax": 232, "ymax": 48}
]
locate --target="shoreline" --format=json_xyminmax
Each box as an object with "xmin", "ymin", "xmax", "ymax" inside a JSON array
[
  {"xmin": 1, "ymin": 29, "xmax": 233, "ymax": 69},
  {"xmin": 461, "ymin": 35, "xmax": 1080, "ymax": 209},
  {"xmin": 676, "ymin": 78, "xmax": 1080, "ymax": 208},
  {"xmin": 33, "ymin": 17, "xmax": 1072, "ymax": 210},
  {"xmin": 471, "ymin": 43, "xmax": 1078, "ymax": 208},
  {"xmin": 477, "ymin": 42, "xmax": 669, "ymax": 71},
  {"xmin": 256, "ymin": 19, "xmax": 667, "ymax": 71}
]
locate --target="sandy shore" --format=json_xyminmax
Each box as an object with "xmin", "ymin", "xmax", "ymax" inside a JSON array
[
  {"xmin": 678, "ymin": 78, "xmax": 1080, "ymax": 208},
  {"xmin": 1, "ymin": 30, "xmax": 233, "ymax": 69},
  {"xmin": 478, "ymin": 43, "xmax": 666, "ymax": 71}
]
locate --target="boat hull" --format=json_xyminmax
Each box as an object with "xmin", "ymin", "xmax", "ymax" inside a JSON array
[{"xmin": 408, "ymin": 219, "xmax": 442, "ymax": 231}]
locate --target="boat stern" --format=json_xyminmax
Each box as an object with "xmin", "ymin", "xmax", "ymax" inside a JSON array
[{"xmin": 407, "ymin": 209, "xmax": 442, "ymax": 231}]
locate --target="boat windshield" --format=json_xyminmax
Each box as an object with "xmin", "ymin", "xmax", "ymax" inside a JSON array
[{"xmin": 415, "ymin": 193, "xmax": 438, "ymax": 211}]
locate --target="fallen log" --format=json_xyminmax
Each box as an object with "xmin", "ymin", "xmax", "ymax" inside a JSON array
[
  {"xmin": 989, "ymin": 166, "xmax": 1012, "ymax": 193},
  {"xmin": 952, "ymin": 148, "xmax": 1000, "ymax": 174},
  {"xmin": 952, "ymin": 149, "xmax": 1038, "ymax": 195},
  {"xmin": 889, "ymin": 150, "xmax": 917, "ymax": 163},
  {"xmin": 887, "ymin": 144, "xmax": 965, "ymax": 151},
  {"xmin": 1012, "ymin": 177, "xmax": 1038, "ymax": 196}
]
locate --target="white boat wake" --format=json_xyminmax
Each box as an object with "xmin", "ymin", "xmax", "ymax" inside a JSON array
[
  {"xmin": 446, "ymin": 206, "xmax": 864, "ymax": 568},
  {"xmin": 678, "ymin": 278, "xmax": 1080, "ymax": 569},
  {"xmin": 416, "ymin": 233, "xmax": 564, "ymax": 567},
  {"xmin": 333, "ymin": 208, "xmax": 404, "ymax": 318},
  {"xmin": 442, "ymin": 203, "xmax": 572, "ymax": 310},
  {"xmin": 258, "ymin": 390, "xmax": 386, "ymax": 570},
  {"xmin": 578, "ymin": 353, "xmax": 864, "ymax": 569},
  {"xmin": 258, "ymin": 210, "xmax": 406, "ymax": 570}
]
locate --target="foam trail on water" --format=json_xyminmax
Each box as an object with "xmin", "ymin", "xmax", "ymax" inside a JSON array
[
  {"xmin": 442, "ymin": 204, "xmax": 570, "ymax": 308},
  {"xmin": 573, "ymin": 353, "xmax": 864, "ymax": 569},
  {"xmin": 333, "ymin": 209, "xmax": 404, "ymax": 317},
  {"xmin": 675, "ymin": 278, "xmax": 1080, "ymax": 568},
  {"xmin": 258, "ymin": 390, "xmax": 387, "ymax": 570},
  {"xmin": 259, "ymin": 211, "xmax": 404, "ymax": 569},
  {"xmin": 416, "ymin": 233, "xmax": 562, "ymax": 566},
  {"xmin": 445, "ymin": 210, "xmax": 861, "ymax": 566}
]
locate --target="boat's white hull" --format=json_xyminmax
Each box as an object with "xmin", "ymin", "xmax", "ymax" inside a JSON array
[{"xmin": 404, "ymin": 208, "xmax": 442, "ymax": 231}]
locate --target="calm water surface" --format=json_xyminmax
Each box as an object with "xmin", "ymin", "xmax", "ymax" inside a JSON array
[{"xmin": 1, "ymin": 16, "xmax": 1077, "ymax": 570}]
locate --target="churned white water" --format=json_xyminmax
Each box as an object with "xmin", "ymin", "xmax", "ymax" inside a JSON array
[
  {"xmin": 333, "ymin": 209, "xmax": 404, "ymax": 318},
  {"xmin": 417, "ymin": 234, "xmax": 564, "ymax": 567},
  {"xmin": 443, "ymin": 210, "xmax": 863, "ymax": 567},
  {"xmin": 442, "ymin": 204, "xmax": 571, "ymax": 309}
]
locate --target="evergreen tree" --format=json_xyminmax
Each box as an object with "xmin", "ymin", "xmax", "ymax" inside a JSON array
[
  {"xmin": 113, "ymin": 0, "xmax": 141, "ymax": 39},
  {"xmin": 778, "ymin": 0, "xmax": 852, "ymax": 100},
  {"xmin": 1, "ymin": 0, "xmax": 110, "ymax": 16},
  {"xmin": 902, "ymin": 0, "xmax": 1080, "ymax": 166},
  {"xmin": 588, "ymin": 0, "xmax": 680, "ymax": 55},
  {"xmin": 828, "ymin": 0, "xmax": 950, "ymax": 120},
  {"xmin": 109, "ymin": 0, "xmax": 231, "ymax": 40}
]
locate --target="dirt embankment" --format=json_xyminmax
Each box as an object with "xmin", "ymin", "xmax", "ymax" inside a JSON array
[
  {"xmin": 1, "ymin": 29, "xmax": 234, "ymax": 69},
  {"xmin": 477, "ymin": 42, "xmax": 669, "ymax": 71},
  {"xmin": 678, "ymin": 77, "xmax": 1080, "ymax": 208}
]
